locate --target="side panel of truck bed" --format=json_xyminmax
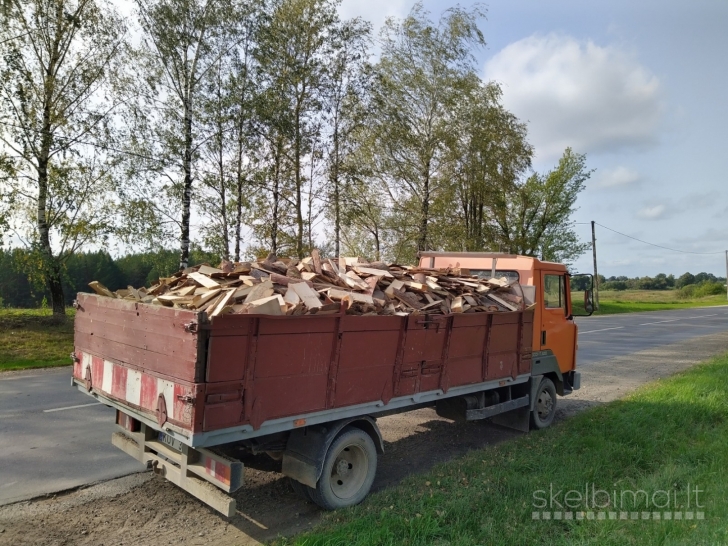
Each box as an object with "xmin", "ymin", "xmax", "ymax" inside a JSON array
[{"xmin": 73, "ymin": 293, "xmax": 533, "ymax": 446}]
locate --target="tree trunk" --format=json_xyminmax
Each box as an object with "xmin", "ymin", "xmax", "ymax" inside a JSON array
[
  {"xmin": 294, "ymin": 108, "xmax": 304, "ymax": 258},
  {"xmin": 217, "ymin": 122, "xmax": 229, "ymax": 260},
  {"xmin": 234, "ymin": 172, "xmax": 243, "ymax": 262},
  {"xmin": 270, "ymin": 137, "xmax": 282, "ymax": 255},
  {"xmin": 180, "ymin": 101, "xmax": 193, "ymax": 270},
  {"xmin": 332, "ymin": 128, "xmax": 340, "ymax": 258},
  {"xmin": 37, "ymin": 12, "xmax": 65, "ymax": 316},
  {"xmin": 417, "ymin": 165, "xmax": 430, "ymax": 251},
  {"xmin": 37, "ymin": 155, "xmax": 66, "ymax": 316}
]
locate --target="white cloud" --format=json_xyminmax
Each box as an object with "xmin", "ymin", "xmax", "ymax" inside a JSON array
[
  {"xmin": 635, "ymin": 191, "xmax": 721, "ymax": 222},
  {"xmin": 592, "ymin": 166, "xmax": 640, "ymax": 190},
  {"xmin": 637, "ymin": 204, "xmax": 668, "ymax": 220},
  {"xmin": 484, "ymin": 34, "xmax": 663, "ymax": 159}
]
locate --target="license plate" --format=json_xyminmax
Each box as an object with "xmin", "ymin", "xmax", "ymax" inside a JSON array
[{"xmin": 158, "ymin": 431, "xmax": 183, "ymax": 452}]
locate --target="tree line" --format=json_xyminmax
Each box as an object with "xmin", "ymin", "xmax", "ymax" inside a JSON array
[
  {"xmin": 0, "ymin": 0, "xmax": 592, "ymax": 315},
  {"xmin": 1, "ymin": 247, "xmax": 724, "ymax": 308},
  {"xmin": 599, "ymin": 272, "xmax": 726, "ymax": 298}
]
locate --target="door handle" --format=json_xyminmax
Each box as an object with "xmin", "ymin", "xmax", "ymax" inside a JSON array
[{"xmin": 541, "ymin": 330, "xmax": 546, "ymax": 346}]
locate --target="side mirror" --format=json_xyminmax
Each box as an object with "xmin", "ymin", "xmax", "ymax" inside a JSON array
[
  {"xmin": 583, "ymin": 289, "xmax": 594, "ymax": 315},
  {"xmin": 569, "ymin": 273, "xmax": 594, "ymax": 317}
]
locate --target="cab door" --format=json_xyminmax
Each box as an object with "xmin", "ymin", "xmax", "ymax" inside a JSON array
[{"xmin": 540, "ymin": 271, "xmax": 576, "ymax": 372}]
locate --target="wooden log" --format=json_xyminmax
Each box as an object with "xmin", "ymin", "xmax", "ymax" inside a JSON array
[
  {"xmin": 198, "ymin": 265, "xmax": 224, "ymax": 276},
  {"xmin": 486, "ymin": 293, "xmax": 518, "ymax": 311},
  {"xmin": 283, "ymin": 287, "xmax": 301, "ymax": 305},
  {"xmin": 290, "ymin": 282, "xmax": 323, "ymax": 309},
  {"xmin": 311, "ymin": 249, "xmax": 323, "ymax": 274},
  {"xmin": 209, "ymin": 289, "xmax": 236, "ymax": 317},
  {"xmin": 244, "ymin": 279, "xmax": 274, "ymax": 303},
  {"xmin": 243, "ymin": 294, "xmax": 285, "ymax": 315},
  {"xmin": 189, "ymin": 272, "xmax": 221, "ymax": 288},
  {"xmin": 353, "ymin": 266, "xmax": 393, "ymax": 278},
  {"xmin": 385, "ymin": 279, "xmax": 405, "ymax": 297},
  {"xmin": 88, "ymin": 281, "xmax": 117, "ymax": 298},
  {"xmin": 269, "ymin": 272, "xmax": 314, "ymax": 288},
  {"xmin": 328, "ymin": 288, "xmax": 374, "ymax": 305}
]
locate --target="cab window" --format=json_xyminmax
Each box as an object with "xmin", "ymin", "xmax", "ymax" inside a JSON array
[{"xmin": 544, "ymin": 274, "xmax": 567, "ymax": 314}]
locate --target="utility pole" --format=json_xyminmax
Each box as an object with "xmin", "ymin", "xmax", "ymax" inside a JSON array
[
  {"xmin": 725, "ymin": 250, "xmax": 728, "ymax": 301},
  {"xmin": 591, "ymin": 221, "xmax": 600, "ymax": 310}
]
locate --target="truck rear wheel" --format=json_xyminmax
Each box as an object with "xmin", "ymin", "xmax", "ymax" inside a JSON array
[
  {"xmin": 530, "ymin": 377, "xmax": 557, "ymax": 429},
  {"xmin": 309, "ymin": 426, "xmax": 377, "ymax": 510}
]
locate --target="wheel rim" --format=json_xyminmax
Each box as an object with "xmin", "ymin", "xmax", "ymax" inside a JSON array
[
  {"xmin": 536, "ymin": 389, "xmax": 554, "ymax": 421},
  {"xmin": 329, "ymin": 442, "xmax": 369, "ymax": 500}
]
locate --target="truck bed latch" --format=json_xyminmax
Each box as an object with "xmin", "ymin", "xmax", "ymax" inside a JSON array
[{"xmin": 184, "ymin": 321, "xmax": 198, "ymax": 333}]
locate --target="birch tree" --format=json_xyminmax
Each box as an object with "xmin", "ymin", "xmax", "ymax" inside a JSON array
[
  {"xmin": 321, "ymin": 17, "xmax": 371, "ymax": 257},
  {"xmin": 0, "ymin": 0, "xmax": 126, "ymax": 315},
  {"xmin": 255, "ymin": 0, "xmax": 338, "ymax": 258},
  {"xmin": 368, "ymin": 3, "xmax": 486, "ymax": 253},
  {"xmin": 131, "ymin": 0, "xmax": 248, "ymax": 268}
]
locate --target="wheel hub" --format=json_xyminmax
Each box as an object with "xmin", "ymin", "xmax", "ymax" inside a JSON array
[
  {"xmin": 335, "ymin": 458, "xmax": 351, "ymax": 478},
  {"xmin": 537, "ymin": 391, "xmax": 553, "ymax": 418}
]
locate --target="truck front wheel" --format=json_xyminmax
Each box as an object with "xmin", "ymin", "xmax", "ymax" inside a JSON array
[
  {"xmin": 309, "ymin": 426, "xmax": 377, "ymax": 510},
  {"xmin": 530, "ymin": 377, "xmax": 557, "ymax": 429}
]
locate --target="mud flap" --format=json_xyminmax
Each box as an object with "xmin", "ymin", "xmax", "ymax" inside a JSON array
[{"xmin": 491, "ymin": 375, "xmax": 542, "ymax": 432}]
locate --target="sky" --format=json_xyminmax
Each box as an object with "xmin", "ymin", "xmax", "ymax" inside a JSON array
[{"xmin": 341, "ymin": 0, "xmax": 728, "ymax": 278}]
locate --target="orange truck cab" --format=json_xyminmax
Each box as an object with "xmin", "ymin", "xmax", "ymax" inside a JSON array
[{"xmin": 419, "ymin": 252, "xmax": 594, "ymax": 399}]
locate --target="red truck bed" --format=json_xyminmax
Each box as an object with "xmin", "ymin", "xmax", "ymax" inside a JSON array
[{"xmin": 72, "ymin": 293, "xmax": 534, "ymax": 447}]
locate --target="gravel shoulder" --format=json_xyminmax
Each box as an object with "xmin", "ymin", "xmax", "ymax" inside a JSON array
[{"xmin": 1, "ymin": 331, "xmax": 727, "ymax": 546}]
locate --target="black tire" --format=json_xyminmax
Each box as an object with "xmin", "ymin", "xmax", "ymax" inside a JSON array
[
  {"xmin": 309, "ymin": 426, "xmax": 377, "ymax": 511},
  {"xmin": 530, "ymin": 377, "xmax": 557, "ymax": 430},
  {"xmin": 289, "ymin": 477, "xmax": 313, "ymax": 502}
]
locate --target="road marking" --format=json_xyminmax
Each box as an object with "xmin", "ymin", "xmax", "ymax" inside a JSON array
[
  {"xmin": 639, "ymin": 314, "xmax": 720, "ymax": 326},
  {"xmin": 639, "ymin": 319, "xmax": 681, "ymax": 326},
  {"xmin": 579, "ymin": 327, "xmax": 624, "ymax": 335},
  {"xmin": 43, "ymin": 402, "xmax": 102, "ymax": 413}
]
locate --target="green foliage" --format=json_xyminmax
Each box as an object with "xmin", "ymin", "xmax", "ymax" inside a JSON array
[
  {"xmin": 0, "ymin": 0, "xmax": 128, "ymax": 314},
  {"xmin": 602, "ymin": 272, "xmax": 724, "ymax": 292},
  {"xmin": 678, "ymin": 281, "xmax": 726, "ymax": 299},
  {"xmin": 0, "ymin": 247, "xmax": 222, "ymax": 307},
  {"xmin": 485, "ymin": 148, "xmax": 591, "ymax": 266},
  {"xmin": 361, "ymin": 2, "xmax": 488, "ymax": 254}
]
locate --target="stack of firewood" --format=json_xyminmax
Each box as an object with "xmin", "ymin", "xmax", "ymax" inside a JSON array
[{"xmin": 87, "ymin": 250, "xmax": 530, "ymax": 318}]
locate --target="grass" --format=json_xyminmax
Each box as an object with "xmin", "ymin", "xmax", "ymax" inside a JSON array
[
  {"xmin": 281, "ymin": 353, "xmax": 728, "ymax": 546},
  {"xmin": 0, "ymin": 308, "xmax": 75, "ymax": 371},
  {"xmin": 591, "ymin": 290, "xmax": 727, "ymax": 315}
]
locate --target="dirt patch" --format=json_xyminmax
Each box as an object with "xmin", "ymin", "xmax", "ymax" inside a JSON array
[{"xmin": 2, "ymin": 331, "xmax": 727, "ymax": 546}]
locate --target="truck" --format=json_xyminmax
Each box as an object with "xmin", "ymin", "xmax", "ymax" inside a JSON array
[{"xmin": 70, "ymin": 252, "xmax": 593, "ymax": 516}]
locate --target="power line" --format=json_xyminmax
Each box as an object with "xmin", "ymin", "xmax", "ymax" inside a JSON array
[{"xmin": 588, "ymin": 222, "xmax": 725, "ymax": 255}]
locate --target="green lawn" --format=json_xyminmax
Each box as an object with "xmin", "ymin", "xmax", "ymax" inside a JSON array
[
  {"xmin": 0, "ymin": 308, "xmax": 75, "ymax": 371},
  {"xmin": 281, "ymin": 353, "xmax": 728, "ymax": 546},
  {"xmin": 592, "ymin": 290, "xmax": 727, "ymax": 315}
]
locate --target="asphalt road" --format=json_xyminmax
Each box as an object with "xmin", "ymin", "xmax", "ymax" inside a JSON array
[
  {"xmin": 1, "ymin": 305, "xmax": 727, "ymax": 507},
  {"xmin": 0, "ymin": 369, "xmax": 144, "ymax": 506},
  {"xmin": 575, "ymin": 305, "xmax": 728, "ymax": 365}
]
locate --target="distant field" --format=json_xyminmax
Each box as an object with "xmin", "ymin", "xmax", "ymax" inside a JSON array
[
  {"xmin": 0, "ymin": 308, "xmax": 75, "ymax": 371},
  {"xmin": 590, "ymin": 290, "xmax": 727, "ymax": 315}
]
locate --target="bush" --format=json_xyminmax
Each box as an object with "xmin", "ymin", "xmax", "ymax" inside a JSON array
[{"xmin": 677, "ymin": 281, "xmax": 725, "ymax": 299}]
